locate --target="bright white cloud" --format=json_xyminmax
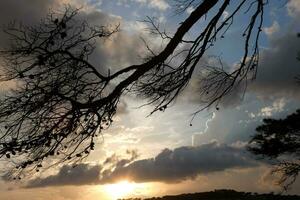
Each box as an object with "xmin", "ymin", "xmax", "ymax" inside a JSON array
[
  {"xmin": 258, "ymin": 98, "xmax": 286, "ymax": 117},
  {"xmin": 186, "ymin": 6, "xmax": 195, "ymax": 15},
  {"xmin": 263, "ymin": 21, "xmax": 280, "ymax": 36},
  {"xmin": 287, "ymin": 0, "xmax": 300, "ymax": 17},
  {"xmin": 222, "ymin": 10, "xmax": 229, "ymax": 20},
  {"xmin": 134, "ymin": 0, "xmax": 169, "ymax": 11}
]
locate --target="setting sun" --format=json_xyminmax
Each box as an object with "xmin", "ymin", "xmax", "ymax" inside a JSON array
[{"xmin": 104, "ymin": 180, "xmax": 141, "ymax": 199}]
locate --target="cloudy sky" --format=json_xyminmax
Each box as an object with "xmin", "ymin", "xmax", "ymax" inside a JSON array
[{"xmin": 0, "ymin": 0, "xmax": 300, "ymax": 200}]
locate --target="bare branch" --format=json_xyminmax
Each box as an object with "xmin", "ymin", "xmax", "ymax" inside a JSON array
[{"xmin": 0, "ymin": 0, "xmax": 268, "ymax": 178}]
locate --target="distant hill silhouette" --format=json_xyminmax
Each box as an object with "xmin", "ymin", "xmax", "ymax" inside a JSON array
[{"xmin": 119, "ymin": 189, "xmax": 300, "ymax": 200}]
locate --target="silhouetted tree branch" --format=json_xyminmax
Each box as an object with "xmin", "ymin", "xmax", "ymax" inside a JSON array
[
  {"xmin": 248, "ymin": 110, "xmax": 300, "ymax": 190},
  {"xmin": 0, "ymin": 0, "xmax": 266, "ymax": 178}
]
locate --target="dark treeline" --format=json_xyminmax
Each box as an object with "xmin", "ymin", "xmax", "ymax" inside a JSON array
[{"xmin": 119, "ymin": 189, "xmax": 300, "ymax": 200}]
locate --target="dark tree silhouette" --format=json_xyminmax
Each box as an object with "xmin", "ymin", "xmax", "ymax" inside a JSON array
[
  {"xmin": 119, "ymin": 189, "xmax": 300, "ymax": 200},
  {"xmin": 0, "ymin": 0, "xmax": 266, "ymax": 178},
  {"xmin": 248, "ymin": 110, "xmax": 300, "ymax": 190}
]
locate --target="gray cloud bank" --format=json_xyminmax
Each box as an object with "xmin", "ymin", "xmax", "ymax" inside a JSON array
[
  {"xmin": 0, "ymin": 0, "xmax": 148, "ymax": 70},
  {"xmin": 26, "ymin": 164, "xmax": 101, "ymax": 188},
  {"xmin": 187, "ymin": 32, "xmax": 300, "ymax": 108},
  {"xmin": 26, "ymin": 141, "xmax": 259, "ymax": 188},
  {"xmin": 250, "ymin": 33, "xmax": 300, "ymax": 100}
]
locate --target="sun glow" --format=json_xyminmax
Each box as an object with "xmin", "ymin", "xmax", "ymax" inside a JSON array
[
  {"xmin": 104, "ymin": 180, "xmax": 151, "ymax": 200},
  {"xmin": 104, "ymin": 180, "xmax": 142, "ymax": 199}
]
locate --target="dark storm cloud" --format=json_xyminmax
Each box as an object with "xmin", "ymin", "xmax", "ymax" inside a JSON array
[
  {"xmin": 26, "ymin": 163, "xmax": 101, "ymax": 188},
  {"xmin": 25, "ymin": 149, "xmax": 139, "ymax": 188},
  {"xmin": 99, "ymin": 141, "xmax": 257, "ymax": 183},
  {"xmin": 0, "ymin": 0, "xmax": 149, "ymax": 102},
  {"xmin": 179, "ymin": 53, "xmax": 246, "ymax": 108},
  {"xmin": 250, "ymin": 33, "xmax": 300, "ymax": 100},
  {"xmin": 0, "ymin": 0, "xmax": 59, "ymax": 48},
  {"xmin": 0, "ymin": 0, "xmax": 55, "ymax": 23},
  {"xmin": 182, "ymin": 33, "xmax": 300, "ymax": 107},
  {"xmin": 186, "ymin": 31, "xmax": 300, "ymax": 146},
  {"xmin": 25, "ymin": 141, "xmax": 258, "ymax": 188},
  {"xmin": 0, "ymin": 1, "xmax": 124, "ymax": 95},
  {"xmin": 0, "ymin": 0, "xmax": 147, "ymax": 68}
]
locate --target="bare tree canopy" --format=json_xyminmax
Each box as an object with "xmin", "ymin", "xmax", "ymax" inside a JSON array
[
  {"xmin": 0, "ymin": 0, "xmax": 266, "ymax": 178},
  {"xmin": 248, "ymin": 109, "xmax": 300, "ymax": 190}
]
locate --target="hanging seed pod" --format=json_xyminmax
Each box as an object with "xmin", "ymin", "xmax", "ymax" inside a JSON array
[
  {"xmin": 49, "ymin": 40, "xmax": 55, "ymax": 46},
  {"xmin": 60, "ymin": 32, "xmax": 67, "ymax": 39},
  {"xmin": 61, "ymin": 22, "xmax": 66, "ymax": 29}
]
